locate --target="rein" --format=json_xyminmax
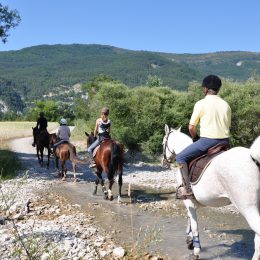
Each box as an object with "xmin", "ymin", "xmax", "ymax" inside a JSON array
[
  {"xmin": 163, "ymin": 131, "xmax": 176, "ymax": 163},
  {"xmin": 251, "ymin": 156, "xmax": 260, "ymax": 170}
]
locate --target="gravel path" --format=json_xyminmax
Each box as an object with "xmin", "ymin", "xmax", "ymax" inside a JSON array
[{"xmin": 1, "ymin": 134, "xmax": 247, "ymax": 260}]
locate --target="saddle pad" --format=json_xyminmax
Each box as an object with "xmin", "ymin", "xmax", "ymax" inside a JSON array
[
  {"xmin": 93, "ymin": 145, "xmax": 100, "ymax": 157},
  {"xmin": 189, "ymin": 145, "xmax": 229, "ymax": 185}
]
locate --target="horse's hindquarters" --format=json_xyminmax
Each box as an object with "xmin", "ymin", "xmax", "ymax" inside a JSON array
[{"xmin": 193, "ymin": 147, "xmax": 260, "ymax": 210}]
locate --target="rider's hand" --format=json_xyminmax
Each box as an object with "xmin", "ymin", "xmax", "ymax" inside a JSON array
[{"xmin": 192, "ymin": 135, "xmax": 200, "ymax": 142}]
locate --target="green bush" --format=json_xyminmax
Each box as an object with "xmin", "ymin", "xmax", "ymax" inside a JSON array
[
  {"xmin": 0, "ymin": 150, "xmax": 21, "ymax": 179},
  {"xmin": 75, "ymin": 76, "xmax": 260, "ymax": 157}
]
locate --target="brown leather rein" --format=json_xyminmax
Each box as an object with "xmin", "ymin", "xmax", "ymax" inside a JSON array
[{"xmin": 163, "ymin": 131, "xmax": 176, "ymax": 163}]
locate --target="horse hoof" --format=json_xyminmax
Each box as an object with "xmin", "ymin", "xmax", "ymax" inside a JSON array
[
  {"xmin": 109, "ymin": 195, "xmax": 114, "ymax": 201},
  {"xmin": 189, "ymin": 253, "xmax": 199, "ymax": 260},
  {"xmin": 73, "ymin": 178, "xmax": 78, "ymax": 183},
  {"xmin": 186, "ymin": 236, "xmax": 194, "ymax": 250},
  {"xmin": 104, "ymin": 195, "xmax": 108, "ymax": 200},
  {"xmin": 62, "ymin": 177, "xmax": 66, "ymax": 181}
]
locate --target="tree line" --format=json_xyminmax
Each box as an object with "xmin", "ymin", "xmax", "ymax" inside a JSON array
[{"xmin": 25, "ymin": 75, "xmax": 260, "ymax": 158}]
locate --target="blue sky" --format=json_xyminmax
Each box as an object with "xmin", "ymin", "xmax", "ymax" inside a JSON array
[{"xmin": 0, "ymin": 0, "xmax": 259, "ymax": 53}]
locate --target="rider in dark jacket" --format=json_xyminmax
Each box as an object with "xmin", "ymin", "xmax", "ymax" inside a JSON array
[{"xmin": 32, "ymin": 112, "xmax": 48, "ymax": 147}]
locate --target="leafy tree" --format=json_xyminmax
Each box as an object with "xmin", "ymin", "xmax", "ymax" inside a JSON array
[
  {"xmin": 0, "ymin": 3, "xmax": 21, "ymax": 43},
  {"xmin": 78, "ymin": 76, "xmax": 259, "ymax": 158},
  {"xmin": 146, "ymin": 75, "xmax": 163, "ymax": 88}
]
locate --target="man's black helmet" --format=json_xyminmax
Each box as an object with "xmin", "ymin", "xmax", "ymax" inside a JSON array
[
  {"xmin": 39, "ymin": 111, "xmax": 44, "ymax": 117},
  {"xmin": 202, "ymin": 75, "xmax": 222, "ymax": 91}
]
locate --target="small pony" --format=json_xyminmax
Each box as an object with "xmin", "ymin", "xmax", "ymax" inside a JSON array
[
  {"xmin": 49, "ymin": 133, "xmax": 77, "ymax": 182},
  {"xmin": 32, "ymin": 127, "xmax": 51, "ymax": 168},
  {"xmin": 85, "ymin": 132, "xmax": 124, "ymax": 201}
]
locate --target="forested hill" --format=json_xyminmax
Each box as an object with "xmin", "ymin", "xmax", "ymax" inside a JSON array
[{"xmin": 0, "ymin": 44, "xmax": 260, "ymax": 110}]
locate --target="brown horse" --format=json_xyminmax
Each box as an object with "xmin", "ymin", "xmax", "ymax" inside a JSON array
[
  {"xmin": 32, "ymin": 127, "xmax": 51, "ymax": 168},
  {"xmin": 85, "ymin": 132, "xmax": 124, "ymax": 201},
  {"xmin": 49, "ymin": 133, "xmax": 77, "ymax": 182}
]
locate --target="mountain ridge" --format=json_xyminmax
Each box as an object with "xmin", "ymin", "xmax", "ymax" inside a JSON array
[{"xmin": 0, "ymin": 44, "xmax": 260, "ymax": 113}]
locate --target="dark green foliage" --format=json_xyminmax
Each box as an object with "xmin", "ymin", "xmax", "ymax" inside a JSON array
[
  {"xmin": 26, "ymin": 100, "xmax": 75, "ymax": 124},
  {"xmin": 0, "ymin": 3, "xmax": 21, "ymax": 43},
  {"xmin": 220, "ymin": 78, "xmax": 260, "ymax": 147},
  {"xmin": 0, "ymin": 78, "xmax": 24, "ymax": 112},
  {"xmin": 0, "ymin": 44, "xmax": 260, "ymax": 116},
  {"xmin": 77, "ymin": 77, "xmax": 259, "ymax": 158},
  {"xmin": 0, "ymin": 150, "xmax": 21, "ymax": 179}
]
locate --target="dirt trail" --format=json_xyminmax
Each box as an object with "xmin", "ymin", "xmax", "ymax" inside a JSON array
[{"xmin": 8, "ymin": 135, "xmax": 254, "ymax": 260}]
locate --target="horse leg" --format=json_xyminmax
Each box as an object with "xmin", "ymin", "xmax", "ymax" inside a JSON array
[
  {"xmin": 37, "ymin": 147, "xmax": 40, "ymax": 163},
  {"xmin": 107, "ymin": 177, "xmax": 114, "ymax": 201},
  {"xmin": 55, "ymin": 156, "xmax": 59, "ymax": 170},
  {"xmin": 183, "ymin": 199, "xmax": 201, "ymax": 259},
  {"xmin": 62, "ymin": 160, "xmax": 66, "ymax": 181},
  {"xmin": 93, "ymin": 171, "xmax": 103, "ymax": 196},
  {"xmin": 40, "ymin": 148, "xmax": 44, "ymax": 167},
  {"xmin": 186, "ymin": 217, "xmax": 194, "ymax": 250},
  {"xmin": 72, "ymin": 162, "xmax": 77, "ymax": 182},
  {"xmin": 241, "ymin": 208, "xmax": 260, "ymax": 260},
  {"xmin": 47, "ymin": 149, "xmax": 50, "ymax": 169},
  {"xmin": 117, "ymin": 171, "xmax": 123, "ymax": 203}
]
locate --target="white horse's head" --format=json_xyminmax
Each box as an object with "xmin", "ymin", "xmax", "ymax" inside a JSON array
[{"xmin": 162, "ymin": 124, "xmax": 192, "ymax": 165}]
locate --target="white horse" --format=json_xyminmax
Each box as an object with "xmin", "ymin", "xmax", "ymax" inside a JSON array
[{"xmin": 162, "ymin": 124, "xmax": 260, "ymax": 260}]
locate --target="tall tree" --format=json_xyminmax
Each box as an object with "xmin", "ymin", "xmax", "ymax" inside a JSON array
[{"xmin": 0, "ymin": 3, "xmax": 20, "ymax": 43}]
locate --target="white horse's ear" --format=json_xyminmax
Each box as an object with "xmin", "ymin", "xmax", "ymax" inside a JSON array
[
  {"xmin": 164, "ymin": 124, "xmax": 169, "ymax": 134},
  {"xmin": 176, "ymin": 126, "xmax": 182, "ymax": 132}
]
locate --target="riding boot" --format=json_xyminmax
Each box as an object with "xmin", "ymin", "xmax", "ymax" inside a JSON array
[
  {"xmin": 86, "ymin": 152, "xmax": 96, "ymax": 168},
  {"xmin": 176, "ymin": 163, "xmax": 194, "ymax": 200}
]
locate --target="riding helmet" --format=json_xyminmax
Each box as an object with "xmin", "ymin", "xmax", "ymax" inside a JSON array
[
  {"xmin": 60, "ymin": 118, "xmax": 67, "ymax": 125},
  {"xmin": 101, "ymin": 107, "xmax": 109, "ymax": 115}
]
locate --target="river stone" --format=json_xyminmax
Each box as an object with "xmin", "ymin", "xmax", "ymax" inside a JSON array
[
  {"xmin": 113, "ymin": 247, "xmax": 125, "ymax": 258},
  {"xmin": 40, "ymin": 253, "xmax": 50, "ymax": 260},
  {"xmin": 0, "ymin": 217, "xmax": 5, "ymax": 225}
]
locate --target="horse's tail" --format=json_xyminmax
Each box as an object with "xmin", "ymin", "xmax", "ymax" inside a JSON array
[
  {"xmin": 250, "ymin": 136, "xmax": 260, "ymax": 164},
  {"xmin": 68, "ymin": 144, "xmax": 87, "ymax": 165},
  {"xmin": 68, "ymin": 144, "xmax": 77, "ymax": 162},
  {"xmin": 108, "ymin": 142, "xmax": 120, "ymax": 179}
]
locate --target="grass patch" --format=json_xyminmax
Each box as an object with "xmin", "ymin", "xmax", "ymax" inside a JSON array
[
  {"xmin": 71, "ymin": 119, "xmax": 91, "ymax": 141},
  {"xmin": 0, "ymin": 149, "xmax": 21, "ymax": 179},
  {"xmin": 0, "ymin": 121, "xmax": 59, "ymax": 141},
  {"xmin": 0, "ymin": 121, "xmax": 58, "ymax": 179}
]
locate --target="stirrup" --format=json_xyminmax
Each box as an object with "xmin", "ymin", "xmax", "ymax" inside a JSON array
[
  {"xmin": 176, "ymin": 185, "xmax": 194, "ymax": 200},
  {"xmin": 89, "ymin": 163, "xmax": 96, "ymax": 169}
]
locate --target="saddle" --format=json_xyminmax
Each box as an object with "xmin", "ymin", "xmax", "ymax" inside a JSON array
[
  {"xmin": 188, "ymin": 143, "xmax": 230, "ymax": 184},
  {"xmin": 92, "ymin": 139, "xmax": 111, "ymax": 157}
]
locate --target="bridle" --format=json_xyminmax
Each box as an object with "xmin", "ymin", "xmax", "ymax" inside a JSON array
[{"xmin": 163, "ymin": 131, "xmax": 176, "ymax": 163}]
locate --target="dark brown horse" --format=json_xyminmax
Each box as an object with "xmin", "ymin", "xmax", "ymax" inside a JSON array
[
  {"xmin": 32, "ymin": 127, "xmax": 51, "ymax": 168},
  {"xmin": 85, "ymin": 132, "xmax": 124, "ymax": 201},
  {"xmin": 49, "ymin": 133, "xmax": 77, "ymax": 182}
]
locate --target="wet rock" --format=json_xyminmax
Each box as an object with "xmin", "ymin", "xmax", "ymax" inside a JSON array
[{"xmin": 0, "ymin": 216, "xmax": 5, "ymax": 225}]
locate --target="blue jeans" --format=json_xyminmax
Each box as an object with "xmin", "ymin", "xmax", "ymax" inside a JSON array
[
  {"xmin": 86, "ymin": 137, "xmax": 101, "ymax": 154},
  {"xmin": 176, "ymin": 137, "xmax": 229, "ymax": 164}
]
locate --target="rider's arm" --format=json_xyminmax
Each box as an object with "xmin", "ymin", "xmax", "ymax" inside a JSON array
[
  {"xmin": 57, "ymin": 128, "xmax": 61, "ymax": 138},
  {"xmin": 93, "ymin": 119, "xmax": 99, "ymax": 138},
  {"xmin": 36, "ymin": 118, "xmax": 40, "ymax": 128},
  {"xmin": 189, "ymin": 124, "xmax": 197, "ymax": 140}
]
